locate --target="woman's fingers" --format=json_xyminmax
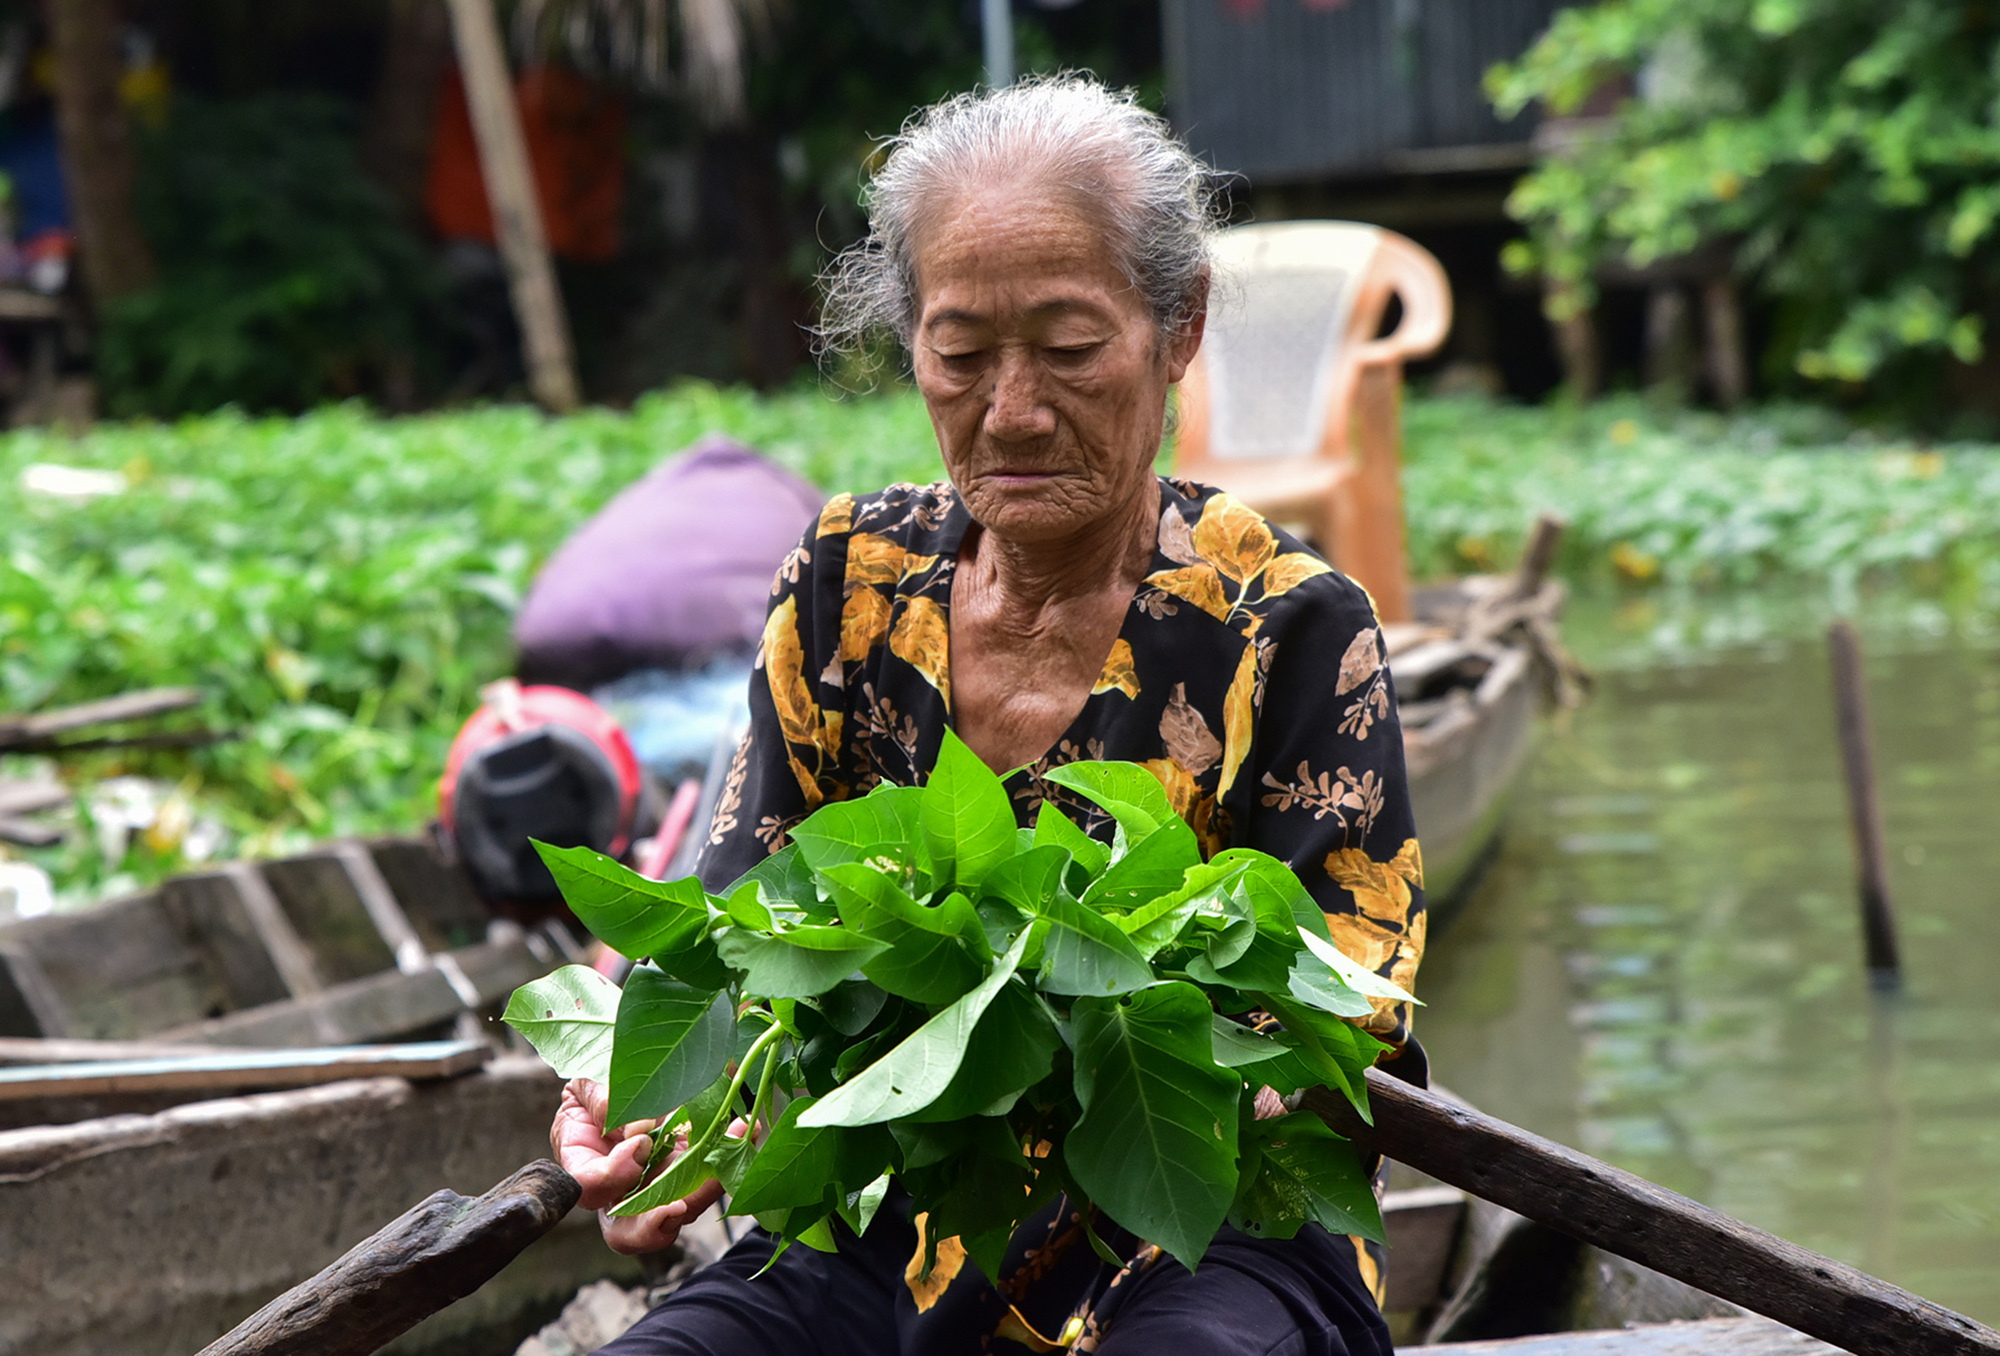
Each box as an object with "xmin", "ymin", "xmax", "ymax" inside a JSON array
[
  {"xmin": 597, "ymin": 1177, "xmax": 728, "ymax": 1255},
  {"xmin": 1253, "ymin": 1085, "xmax": 1287, "ymax": 1121},
  {"xmin": 551, "ymin": 1079, "xmax": 656, "ymax": 1213}
]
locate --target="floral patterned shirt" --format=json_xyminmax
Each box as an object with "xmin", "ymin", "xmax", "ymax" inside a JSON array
[{"xmin": 698, "ymin": 474, "xmax": 1426, "ymax": 1050}]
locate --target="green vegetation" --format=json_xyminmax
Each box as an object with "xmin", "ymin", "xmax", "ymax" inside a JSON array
[
  {"xmin": 1491, "ymin": 0, "xmax": 2000, "ymax": 413},
  {"xmin": 506, "ymin": 734, "xmax": 1397, "ymax": 1277},
  {"xmin": 1401, "ymin": 395, "xmax": 2000, "ymax": 593},
  {"xmin": 7, "ymin": 385, "xmax": 2000, "ymax": 902}
]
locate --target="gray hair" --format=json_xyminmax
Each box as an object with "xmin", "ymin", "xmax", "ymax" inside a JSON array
[{"xmin": 818, "ymin": 75, "xmax": 1221, "ymax": 359}]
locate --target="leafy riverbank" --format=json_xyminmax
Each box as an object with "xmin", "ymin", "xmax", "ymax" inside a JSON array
[{"xmin": 6, "ymin": 385, "xmax": 2000, "ymax": 902}]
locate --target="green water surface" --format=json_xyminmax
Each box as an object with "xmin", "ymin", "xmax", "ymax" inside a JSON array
[{"xmin": 1415, "ymin": 588, "xmax": 2000, "ymax": 1325}]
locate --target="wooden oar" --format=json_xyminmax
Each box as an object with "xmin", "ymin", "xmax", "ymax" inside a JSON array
[
  {"xmin": 191, "ymin": 1073, "xmax": 1997, "ymax": 1356},
  {"xmin": 194, "ymin": 1159, "xmax": 580, "ymax": 1356},
  {"xmin": 1303, "ymin": 1071, "xmax": 2000, "ymax": 1356}
]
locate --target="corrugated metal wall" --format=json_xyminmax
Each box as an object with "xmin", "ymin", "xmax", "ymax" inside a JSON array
[{"xmin": 1163, "ymin": 0, "xmax": 1571, "ymax": 182}]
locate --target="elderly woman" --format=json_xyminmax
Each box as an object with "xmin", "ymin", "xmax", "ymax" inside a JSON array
[{"xmin": 554, "ymin": 76, "xmax": 1426, "ymax": 1356}]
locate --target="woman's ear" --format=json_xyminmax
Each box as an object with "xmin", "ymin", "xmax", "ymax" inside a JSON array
[{"xmin": 1165, "ymin": 267, "xmax": 1210, "ymax": 383}]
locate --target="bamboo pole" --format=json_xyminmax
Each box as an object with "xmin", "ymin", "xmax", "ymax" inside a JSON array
[
  {"xmin": 1827, "ymin": 619, "xmax": 1902, "ymax": 984},
  {"xmin": 442, "ymin": 0, "xmax": 582, "ymax": 413}
]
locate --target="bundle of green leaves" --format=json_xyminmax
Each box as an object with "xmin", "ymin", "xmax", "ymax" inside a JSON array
[{"xmin": 504, "ymin": 732, "xmax": 1413, "ymax": 1279}]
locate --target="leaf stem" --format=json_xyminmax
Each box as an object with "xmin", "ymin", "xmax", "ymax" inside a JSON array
[{"xmin": 675, "ymin": 1017, "xmax": 786, "ymax": 1172}]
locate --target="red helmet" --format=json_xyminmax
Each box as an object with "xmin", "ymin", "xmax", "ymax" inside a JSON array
[{"xmin": 440, "ymin": 680, "xmax": 647, "ymax": 904}]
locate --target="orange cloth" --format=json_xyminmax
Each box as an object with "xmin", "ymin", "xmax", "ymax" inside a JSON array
[{"xmin": 426, "ymin": 64, "xmax": 627, "ymax": 262}]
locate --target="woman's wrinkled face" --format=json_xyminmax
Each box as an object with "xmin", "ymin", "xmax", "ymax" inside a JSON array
[{"xmin": 910, "ymin": 182, "xmax": 1203, "ymax": 546}]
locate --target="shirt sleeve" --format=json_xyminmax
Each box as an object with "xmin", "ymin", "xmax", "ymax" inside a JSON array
[
  {"xmin": 695, "ymin": 506, "xmax": 851, "ymax": 892},
  {"xmin": 1239, "ymin": 572, "xmax": 1427, "ymax": 1054}
]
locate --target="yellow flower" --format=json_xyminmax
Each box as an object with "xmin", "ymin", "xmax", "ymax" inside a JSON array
[
  {"xmin": 1092, "ymin": 638, "xmax": 1140, "ymax": 699},
  {"xmin": 1610, "ymin": 541, "xmax": 1659, "ymax": 581},
  {"xmin": 890, "ymin": 596, "xmax": 952, "ymax": 708},
  {"xmin": 1609, "ymin": 417, "xmax": 1639, "ymax": 446}
]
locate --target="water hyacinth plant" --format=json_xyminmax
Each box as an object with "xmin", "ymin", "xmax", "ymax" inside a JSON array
[{"xmin": 504, "ymin": 731, "xmax": 1415, "ymax": 1282}]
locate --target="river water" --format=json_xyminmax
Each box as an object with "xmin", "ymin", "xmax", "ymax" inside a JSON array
[{"xmin": 1415, "ymin": 587, "xmax": 2000, "ymax": 1326}]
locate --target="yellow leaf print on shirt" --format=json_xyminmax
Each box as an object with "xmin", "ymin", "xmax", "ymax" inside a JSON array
[
  {"xmin": 1262, "ymin": 551, "xmax": 1334, "ymax": 598},
  {"xmin": 817, "ymin": 493, "xmax": 854, "ymax": 537},
  {"xmin": 1217, "ymin": 640, "xmax": 1259, "ymax": 796},
  {"xmin": 839, "ymin": 585, "xmax": 893, "ymax": 663},
  {"xmin": 1325, "ymin": 837, "xmax": 1425, "ymax": 923},
  {"xmin": 905, "ymin": 1216, "xmax": 966, "ymax": 1312},
  {"xmin": 1191, "ymin": 494, "xmax": 1278, "ymax": 584},
  {"xmin": 762, "ymin": 595, "xmax": 820, "ymax": 750},
  {"xmin": 1144, "ymin": 563, "xmax": 1232, "ymax": 621},
  {"xmin": 1324, "ymin": 837, "xmax": 1426, "ymax": 1035},
  {"xmin": 1143, "ymin": 756, "xmax": 1198, "ymax": 818},
  {"xmin": 1092, "ymin": 638, "xmax": 1140, "ymax": 699},
  {"xmin": 890, "ymin": 595, "xmax": 952, "ymax": 709}
]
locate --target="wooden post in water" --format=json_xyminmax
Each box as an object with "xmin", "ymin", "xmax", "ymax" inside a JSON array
[
  {"xmin": 1827, "ymin": 619, "xmax": 1902, "ymax": 985},
  {"xmin": 442, "ymin": 0, "xmax": 582, "ymax": 413}
]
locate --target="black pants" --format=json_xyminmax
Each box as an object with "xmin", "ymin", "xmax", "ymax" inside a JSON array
[{"xmin": 599, "ymin": 1196, "xmax": 1392, "ymax": 1356}]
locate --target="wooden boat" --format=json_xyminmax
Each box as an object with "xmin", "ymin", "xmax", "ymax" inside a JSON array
[
  {"xmin": 1391, "ymin": 565, "xmax": 1572, "ymax": 908},
  {"xmin": 0, "ymin": 835, "xmax": 644, "ymax": 1356}
]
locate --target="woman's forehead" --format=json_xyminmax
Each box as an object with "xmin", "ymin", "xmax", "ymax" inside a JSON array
[{"xmin": 912, "ymin": 181, "xmax": 1140, "ymax": 325}]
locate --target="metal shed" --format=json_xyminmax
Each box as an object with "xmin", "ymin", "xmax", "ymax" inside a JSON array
[{"xmin": 1162, "ymin": 0, "xmax": 1572, "ymax": 183}]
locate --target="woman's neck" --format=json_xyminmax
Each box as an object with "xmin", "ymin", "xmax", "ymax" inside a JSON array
[{"xmin": 963, "ymin": 476, "xmax": 1160, "ymax": 609}]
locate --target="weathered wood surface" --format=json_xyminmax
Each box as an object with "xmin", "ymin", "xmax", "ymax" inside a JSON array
[
  {"xmin": 1508, "ymin": 513, "xmax": 1566, "ymax": 603},
  {"xmin": 441, "ymin": 0, "xmax": 580, "ymax": 413},
  {"xmin": 195, "ymin": 1159, "xmax": 579, "ymax": 1356},
  {"xmin": 1305, "ymin": 1073, "xmax": 2000, "ymax": 1356},
  {"xmin": 0, "ymin": 1038, "xmax": 490, "ymax": 1100},
  {"xmin": 156, "ymin": 933, "xmax": 546, "ymax": 1048},
  {"xmin": 1380, "ymin": 1185, "xmax": 1466, "ymax": 1314},
  {"xmin": 0, "ymin": 1055, "xmax": 635, "ymax": 1356},
  {"xmin": 0, "ymin": 687, "xmax": 200, "ymax": 742},
  {"xmin": 0, "ymin": 1035, "xmax": 253, "ymax": 1066},
  {"xmin": 1402, "ymin": 1316, "xmax": 1840, "ymax": 1355}
]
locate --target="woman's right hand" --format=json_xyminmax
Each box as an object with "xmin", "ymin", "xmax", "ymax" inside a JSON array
[{"xmin": 551, "ymin": 1077, "xmax": 727, "ymax": 1255}]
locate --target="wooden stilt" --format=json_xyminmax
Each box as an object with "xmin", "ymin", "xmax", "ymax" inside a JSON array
[
  {"xmin": 443, "ymin": 0, "xmax": 582, "ymax": 413},
  {"xmin": 1827, "ymin": 620, "xmax": 1902, "ymax": 984}
]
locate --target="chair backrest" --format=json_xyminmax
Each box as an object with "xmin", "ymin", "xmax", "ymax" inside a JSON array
[{"xmin": 1178, "ymin": 221, "xmax": 1451, "ymax": 469}]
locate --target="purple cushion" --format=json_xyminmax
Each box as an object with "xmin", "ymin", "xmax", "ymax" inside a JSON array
[{"xmin": 514, "ymin": 437, "xmax": 823, "ymax": 689}]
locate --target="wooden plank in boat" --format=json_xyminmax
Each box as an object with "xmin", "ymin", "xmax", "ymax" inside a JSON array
[
  {"xmin": 156, "ymin": 934, "xmax": 549, "ymax": 1048},
  {"xmin": 0, "ymin": 1054, "xmax": 637, "ymax": 1356},
  {"xmin": 0, "ymin": 891, "xmax": 241, "ymax": 1039},
  {"xmin": 0, "ymin": 1036, "xmax": 260, "ymax": 1066},
  {"xmin": 365, "ymin": 838, "xmax": 490, "ymax": 953},
  {"xmin": 0, "ymin": 1039, "xmax": 491, "ymax": 1100},
  {"xmin": 158, "ymin": 869, "xmax": 299, "ymax": 1010},
  {"xmin": 1382, "ymin": 1185, "xmax": 1466, "ymax": 1314},
  {"xmin": 258, "ymin": 854, "xmax": 401, "ymax": 984},
  {"xmin": 1399, "ymin": 1315, "xmax": 1839, "ymax": 1354}
]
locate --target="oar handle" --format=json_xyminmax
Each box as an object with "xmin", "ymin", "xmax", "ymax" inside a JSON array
[
  {"xmin": 196, "ymin": 1159, "xmax": 580, "ymax": 1356},
  {"xmin": 1304, "ymin": 1072, "xmax": 2000, "ymax": 1356}
]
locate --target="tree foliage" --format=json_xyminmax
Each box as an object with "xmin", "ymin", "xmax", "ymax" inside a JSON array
[{"xmin": 1490, "ymin": 0, "xmax": 2000, "ymax": 405}]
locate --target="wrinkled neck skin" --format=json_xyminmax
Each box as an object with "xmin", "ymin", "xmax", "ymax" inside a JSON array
[{"xmin": 959, "ymin": 472, "xmax": 1160, "ymax": 619}]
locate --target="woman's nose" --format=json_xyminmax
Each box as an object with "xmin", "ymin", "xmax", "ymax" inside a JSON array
[{"xmin": 985, "ymin": 352, "xmax": 1057, "ymax": 440}]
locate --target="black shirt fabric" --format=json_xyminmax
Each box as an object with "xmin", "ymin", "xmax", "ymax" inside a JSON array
[{"xmin": 683, "ymin": 474, "xmax": 1427, "ymax": 1348}]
